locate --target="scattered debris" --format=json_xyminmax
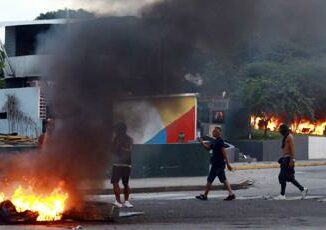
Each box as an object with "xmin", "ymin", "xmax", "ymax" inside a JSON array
[
  {"xmin": 63, "ymin": 202, "xmax": 119, "ymax": 221},
  {"xmin": 0, "ymin": 134, "xmax": 36, "ymax": 145},
  {"xmin": 119, "ymin": 211, "xmax": 145, "ymax": 218},
  {"xmin": 247, "ymin": 179, "xmax": 254, "ymax": 185},
  {"xmin": 0, "ymin": 200, "xmax": 38, "ymax": 224}
]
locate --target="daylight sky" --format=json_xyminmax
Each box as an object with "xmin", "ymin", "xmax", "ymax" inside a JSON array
[{"xmin": 0, "ymin": 0, "xmax": 159, "ymax": 43}]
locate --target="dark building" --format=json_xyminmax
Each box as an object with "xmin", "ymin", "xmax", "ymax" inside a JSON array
[{"xmin": 1, "ymin": 20, "xmax": 67, "ymax": 88}]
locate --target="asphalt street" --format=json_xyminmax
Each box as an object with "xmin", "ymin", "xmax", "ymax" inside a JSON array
[{"xmin": 1, "ymin": 165, "xmax": 326, "ymax": 229}]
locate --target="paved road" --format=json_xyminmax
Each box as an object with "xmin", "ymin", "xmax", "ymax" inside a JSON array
[{"xmin": 1, "ymin": 165, "xmax": 326, "ymax": 229}]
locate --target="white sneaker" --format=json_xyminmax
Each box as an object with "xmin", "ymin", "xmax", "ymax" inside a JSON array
[
  {"xmin": 274, "ymin": 195, "xmax": 286, "ymax": 200},
  {"xmin": 113, "ymin": 201, "xmax": 123, "ymax": 208},
  {"xmin": 301, "ymin": 188, "xmax": 308, "ymax": 200},
  {"xmin": 123, "ymin": 200, "xmax": 134, "ymax": 208}
]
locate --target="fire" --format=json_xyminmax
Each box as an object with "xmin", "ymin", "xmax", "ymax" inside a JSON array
[
  {"xmin": 251, "ymin": 116, "xmax": 281, "ymax": 131},
  {"xmin": 0, "ymin": 185, "xmax": 68, "ymax": 221},
  {"xmin": 251, "ymin": 116, "xmax": 326, "ymax": 135}
]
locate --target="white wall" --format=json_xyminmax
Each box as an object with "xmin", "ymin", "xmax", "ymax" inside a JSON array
[
  {"xmin": 0, "ymin": 87, "xmax": 42, "ymax": 138},
  {"xmin": 308, "ymin": 136, "xmax": 326, "ymax": 159},
  {"xmin": 5, "ymin": 55, "xmax": 51, "ymax": 78}
]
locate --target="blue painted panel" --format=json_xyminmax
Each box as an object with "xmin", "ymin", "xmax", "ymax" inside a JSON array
[{"xmin": 146, "ymin": 129, "xmax": 167, "ymax": 144}]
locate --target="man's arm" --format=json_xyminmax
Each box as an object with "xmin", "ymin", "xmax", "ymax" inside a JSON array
[
  {"xmin": 121, "ymin": 137, "xmax": 133, "ymax": 152},
  {"xmin": 288, "ymin": 135, "xmax": 295, "ymax": 157},
  {"xmin": 198, "ymin": 137, "xmax": 211, "ymax": 151},
  {"xmin": 287, "ymin": 135, "xmax": 295, "ymax": 167},
  {"xmin": 222, "ymin": 147, "xmax": 233, "ymax": 171}
]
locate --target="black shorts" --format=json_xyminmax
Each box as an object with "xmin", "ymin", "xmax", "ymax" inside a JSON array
[
  {"xmin": 207, "ymin": 165, "xmax": 226, "ymax": 183},
  {"xmin": 278, "ymin": 157, "xmax": 295, "ymax": 183},
  {"xmin": 111, "ymin": 166, "xmax": 131, "ymax": 185}
]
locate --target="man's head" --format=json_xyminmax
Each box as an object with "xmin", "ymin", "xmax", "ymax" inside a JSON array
[
  {"xmin": 279, "ymin": 124, "xmax": 289, "ymax": 136},
  {"xmin": 114, "ymin": 122, "xmax": 127, "ymax": 135},
  {"xmin": 212, "ymin": 126, "xmax": 222, "ymax": 138}
]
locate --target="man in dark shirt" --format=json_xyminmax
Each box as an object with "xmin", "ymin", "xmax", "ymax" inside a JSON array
[
  {"xmin": 111, "ymin": 122, "xmax": 134, "ymax": 208},
  {"xmin": 196, "ymin": 127, "xmax": 235, "ymax": 201}
]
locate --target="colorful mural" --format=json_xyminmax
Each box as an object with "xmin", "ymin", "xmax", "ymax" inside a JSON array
[{"xmin": 113, "ymin": 94, "xmax": 197, "ymax": 144}]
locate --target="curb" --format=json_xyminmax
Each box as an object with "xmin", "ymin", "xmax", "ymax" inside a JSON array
[
  {"xmin": 83, "ymin": 180, "xmax": 252, "ymax": 195},
  {"xmin": 233, "ymin": 161, "xmax": 326, "ymax": 170}
]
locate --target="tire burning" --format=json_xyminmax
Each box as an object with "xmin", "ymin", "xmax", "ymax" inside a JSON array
[{"xmin": 0, "ymin": 183, "xmax": 68, "ymax": 222}]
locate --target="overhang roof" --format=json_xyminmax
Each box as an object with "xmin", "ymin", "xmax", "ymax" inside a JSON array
[{"xmin": 0, "ymin": 19, "xmax": 71, "ymax": 28}]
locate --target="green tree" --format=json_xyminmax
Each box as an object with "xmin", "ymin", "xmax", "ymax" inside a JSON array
[
  {"xmin": 35, "ymin": 8, "xmax": 95, "ymax": 20},
  {"xmin": 242, "ymin": 76, "xmax": 314, "ymax": 138}
]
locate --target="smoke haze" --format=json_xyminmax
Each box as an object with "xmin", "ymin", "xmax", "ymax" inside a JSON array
[{"xmin": 2, "ymin": 0, "xmax": 326, "ymax": 207}]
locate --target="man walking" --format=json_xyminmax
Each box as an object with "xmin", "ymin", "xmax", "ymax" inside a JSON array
[
  {"xmin": 196, "ymin": 127, "xmax": 235, "ymax": 201},
  {"xmin": 111, "ymin": 122, "xmax": 134, "ymax": 208},
  {"xmin": 275, "ymin": 124, "xmax": 308, "ymax": 200}
]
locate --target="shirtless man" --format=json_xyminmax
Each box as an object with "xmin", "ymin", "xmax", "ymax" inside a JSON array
[
  {"xmin": 111, "ymin": 122, "xmax": 134, "ymax": 208},
  {"xmin": 275, "ymin": 124, "xmax": 308, "ymax": 200}
]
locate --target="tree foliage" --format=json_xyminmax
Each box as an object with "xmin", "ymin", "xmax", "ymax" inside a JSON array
[
  {"xmin": 35, "ymin": 9, "xmax": 95, "ymax": 20},
  {"xmin": 242, "ymin": 76, "xmax": 314, "ymax": 137}
]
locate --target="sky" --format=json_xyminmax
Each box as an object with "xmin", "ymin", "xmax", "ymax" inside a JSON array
[{"xmin": 0, "ymin": 0, "xmax": 159, "ymax": 43}]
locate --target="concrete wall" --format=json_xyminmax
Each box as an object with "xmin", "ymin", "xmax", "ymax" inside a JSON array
[
  {"xmin": 232, "ymin": 135, "xmax": 309, "ymax": 161},
  {"xmin": 131, "ymin": 143, "xmax": 210, "ymax": 178},
  {"xmin": 5, "ymin": 55, "xmax": 50, "ymax": 78},
  {"xmin": 231, "ymin": 140, "xmax": 264, "ymax": 161},
  {"xmin": 0, "ymin": 87, "xmax": 42, "ymax": 137},
  {"xmin": 308, "ymin": 136, "xmax": 326, "ymax": 159}
]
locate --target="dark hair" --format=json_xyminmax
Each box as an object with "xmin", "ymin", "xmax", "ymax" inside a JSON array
[
  {"xmin": 215, "ymin": 126, "xmax": 222, "ymax": 131},
  {"xmin": 279, "ymin": 124, "xmax": 289, "ymax": 136},
  {"xmin": 114, "ymin": 122, "xmax": 127, "ymax": 134},
  {"xmin": 279, "ymin": 124, "xmax": 289, "ymax": 148}
]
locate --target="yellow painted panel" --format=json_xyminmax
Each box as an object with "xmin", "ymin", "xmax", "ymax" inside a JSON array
[{"xmin": 151, "ymin": 96, "xmax": 196, "ymax": 127}]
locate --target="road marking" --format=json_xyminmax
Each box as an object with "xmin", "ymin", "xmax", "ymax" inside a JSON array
[{"xmin": 88, "ymin": 193, "xmax": 326, "ymax": 202}]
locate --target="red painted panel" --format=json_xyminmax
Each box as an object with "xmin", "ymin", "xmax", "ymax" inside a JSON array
[{"xmin": 166, "ymin": 107, "xmax": 196, "ymax": 143}]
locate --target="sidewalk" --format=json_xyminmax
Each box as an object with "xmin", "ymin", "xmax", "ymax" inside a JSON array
[
  {"xmin": 82, "ymin": 160, "xmax": 326, "ymax": 195},
  {"xmin": 233, "ymin": 159, "xmax": 326, "ymax": 170}
]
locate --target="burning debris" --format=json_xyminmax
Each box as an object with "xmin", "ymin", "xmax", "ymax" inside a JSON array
[
  {"xmin": 0, "ymin": 200, "xmax": 38, "ymax": 224},
  {"xmin": 251, "ymin": 116, "xmax": 326, "ymax": 136},
  {"xmin": 0, "ymin": 183, "xmax": 68, "ymax": 222}
]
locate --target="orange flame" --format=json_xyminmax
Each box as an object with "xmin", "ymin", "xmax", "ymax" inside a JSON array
[
  {"xmin": 251, "ymin": 116, "xmax": 326, "ymax": 135},
  {"xmin": 0, "ymin": 185, "xmax": 68, "ymax": 221}
]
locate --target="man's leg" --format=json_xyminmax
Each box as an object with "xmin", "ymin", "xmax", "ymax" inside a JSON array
[
  {"xmin": 204, "ymin": 166, "xmax": 217, "ymax": 197},
  {"xmin": 223, "ymin": 180, "xmax": 234, "ymax": 196},
  {"xmin": 275, "ymin": 167, "xmax": 287, "ymax": 199},
  {"xmin": 280, "ymin": 181, "xmax": 286, "ymax": 196},
  {"xmin": 111, "ymin": 166, "xmax": 122, "ymax": 206},
  {"xmin": 218, "ymin": 169, "xmax": 235, "ymax": 200},
  {"xmin": 122, "ymin": 167, "xmax": 133, "ymax": 208},
  {"xmin": 196, "ymin": 166, "xmax": 216, "ymax": 200},
  {"xmin": 203, "ymin": 182, "xmax": 212, "ymax": 197},
  {"xmin": 113, "ymin": 183, "xmax": 121, "ymax": 203},
  {"xmin": 122, "ymin": 167, "xmax": 131, "ymax": 201},
  {"xmin": 123, "ymin": 184, "xmax": 130, "ymax": 201},
  {"xmin": 289, "ymin": 178, "xmax": 304, "ymax": 191}
]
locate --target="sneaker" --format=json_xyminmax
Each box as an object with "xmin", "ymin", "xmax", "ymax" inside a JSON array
[
  {"xmin": 113, "ymin": 201, "xmax": 123, "ymax": 208},
  {"xmin": 123, "ymin": 201, "xmax": 134, "ymax": 208},
  {"xmin": 301, "ymin": 188, "xmax": 308, "ymax": 200},
  {"xmin": 195, "ymin": 194, "xmax": 207, "ymax": 200},
  {"xmin": 274, "ymin": 195, "xmax": 286, "ymax": 200},
  {"xmin": 224, "ymin": 194, "xmax": 236, "ymax": 201}
]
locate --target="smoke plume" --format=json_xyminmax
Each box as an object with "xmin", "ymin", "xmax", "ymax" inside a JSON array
[{"xmin": 2, "ymin": 0, "xmax": 326, "ymax": 208}]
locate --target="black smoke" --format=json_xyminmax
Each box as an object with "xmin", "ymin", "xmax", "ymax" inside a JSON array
[{"xmin": 3, "ymin": 0, "xmax": 326, "ymax": 207}]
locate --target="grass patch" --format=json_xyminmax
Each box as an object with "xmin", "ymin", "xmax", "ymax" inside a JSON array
[{"xmin": 250, "ymin": 129, "xmax": 281, "ymax": 140}]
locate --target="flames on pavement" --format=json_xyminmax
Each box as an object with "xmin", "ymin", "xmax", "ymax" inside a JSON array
[
  {"xmin": 251, "ymin": 116, "xmax": 326, "ymax": 135},
  {"xmin": 0, "ymin": 180, "xmax": 69, "ymax": 221}
]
